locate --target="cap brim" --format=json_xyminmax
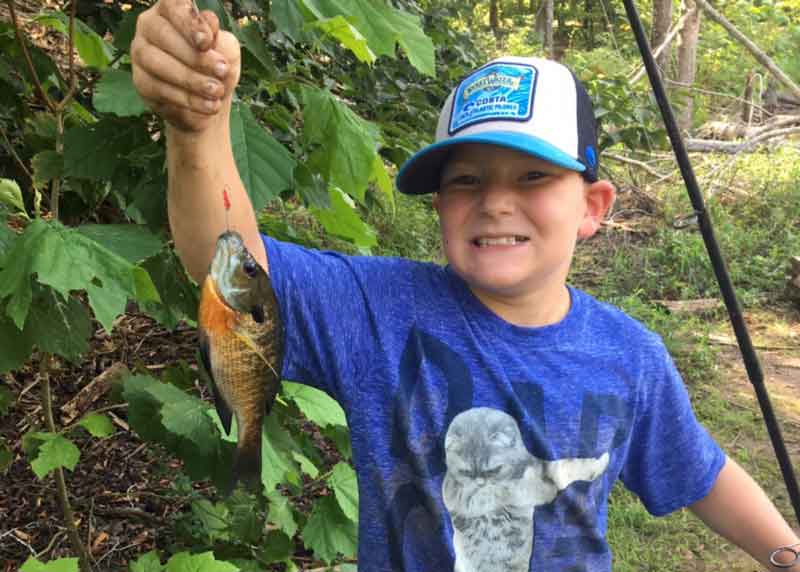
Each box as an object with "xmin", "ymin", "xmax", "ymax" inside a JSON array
[{"xmin": 396, "ymin": 131, "xmax": 586, "ymax": 195}]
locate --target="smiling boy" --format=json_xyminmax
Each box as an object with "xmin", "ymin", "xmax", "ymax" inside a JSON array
[{"xmin": 130, "ymin": 3, "xmax": 799, "ymax": 569}]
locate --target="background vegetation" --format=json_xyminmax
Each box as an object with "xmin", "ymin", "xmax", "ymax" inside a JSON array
[{"xmin": 1, "ymin": 0, "xmax": 798, "ymax": 570}]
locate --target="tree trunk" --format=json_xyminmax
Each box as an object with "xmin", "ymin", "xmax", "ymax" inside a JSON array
[
  {"xmin": 544, "ymin": 0, "xmax": 554, "ymax": 57},
  {"xmin": 584, "ymin": 0, "xmax": 594, "ymax": 49},
  {"xmin": 651, "ymin": 0, "xmax": 673, "ymax": 75},
  {"xmin": 676, "ymin": 0, "xmax": 701, "ymax": 132},
  {"xmin": 742, "ymin": 69, "xmax": 755, "ymax": 125},
  {"xmin": 490, "ymin": 0, "xmax": 500, "ymax": 44}
]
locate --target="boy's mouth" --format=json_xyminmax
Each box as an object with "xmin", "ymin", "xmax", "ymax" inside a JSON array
[{"xmin": 472, "ymin": 235, "xmax": 530, "ymax": 247}]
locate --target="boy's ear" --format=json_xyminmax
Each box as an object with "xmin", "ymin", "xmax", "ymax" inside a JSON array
[{"xmin": 578, "ymin": 180, "xmax": 616, "ymax": 239}]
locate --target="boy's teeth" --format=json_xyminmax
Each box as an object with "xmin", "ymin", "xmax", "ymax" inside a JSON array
[{"xmin": 475, "ymin": 236, "xmax": 526, "ymax": 246}]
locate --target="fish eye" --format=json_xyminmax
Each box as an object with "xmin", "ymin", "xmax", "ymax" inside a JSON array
[{"xmin": 243, "ymin": 259, "xmax": 258, "ymax": 278}]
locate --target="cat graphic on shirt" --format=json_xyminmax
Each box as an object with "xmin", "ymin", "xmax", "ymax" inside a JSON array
[{"xmin": 442, "ymin": 407, "xmax": 609, "ymax": 572}]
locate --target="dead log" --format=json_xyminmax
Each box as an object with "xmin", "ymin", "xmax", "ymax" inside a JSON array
[
  {"xmin": 695, "ymin": 0, "xmax": 800, "ymax": 103},
  {"xmin": 686, "ymin": 126, "xmax": 800, "ymax": 153}
]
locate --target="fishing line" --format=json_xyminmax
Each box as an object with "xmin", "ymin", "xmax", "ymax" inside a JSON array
[{"xmin": 620, "ymin": 0, "xmax": 800, "ymax": 526}]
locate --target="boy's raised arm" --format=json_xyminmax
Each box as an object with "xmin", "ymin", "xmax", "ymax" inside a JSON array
[
  {"xmin": 131, "ymin": 0, "xmax": 267, "ymax": 283},
  {"xmin": 690, "ymin": 457, "xmax": 800, "ymax": 571}
]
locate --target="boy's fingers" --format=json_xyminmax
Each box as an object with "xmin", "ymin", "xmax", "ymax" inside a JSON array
[
  {"xmin": 199, "ymin": 9, "xmax": 220, "ymax": 44},
  {"xmin": 136, "ymin": 13, "xmax": 230, "ymax": 81},
  {"xmin": 157, "ymin": 0, "xmax": 213, "ymax": 50},
  {"xmin": 133, "ymin": 49, "xmax": 223, "ymax": 115}
]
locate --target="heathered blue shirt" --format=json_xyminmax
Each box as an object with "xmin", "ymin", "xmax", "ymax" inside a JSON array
[{"xmin": 263, "ymin": 235, "xmax": 725, "ymax": 572}]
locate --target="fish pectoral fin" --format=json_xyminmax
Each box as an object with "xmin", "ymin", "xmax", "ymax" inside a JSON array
[
  {"xmin": 199, "ymin": 332, "xmax": 233, "ymax": 435},
  {"xmin": 231, "ymin": 330, "xmax": 280, "ymax": 379}
]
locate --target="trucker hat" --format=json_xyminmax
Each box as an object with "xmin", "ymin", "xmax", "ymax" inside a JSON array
[{"xmin": 396, "ymin": 56, "xmax": 600, "ymax": 194}]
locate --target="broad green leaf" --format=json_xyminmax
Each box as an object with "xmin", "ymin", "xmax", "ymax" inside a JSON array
[
  {"xmin": 29, "ymin": 432, "xmax": 80, "ymax": 478},
  {"xmin": 0, "ymin": 219, "xmax": 159, "ymax": 333},
  {"xmin": 0, "ymin": 304, "xmax": 34, "ymax": 373},
  {"xmin": 234, "ymin": 22, "xmax": 275, "ymax": 75},
  {"xmin": 165, "ymin": 551, "xmax": 239, "ymax": 572},
  {"xmin": 311, "ymin": 187, "xmax": 377, "ymax": 249},
  {"xmin": 301, "ymin": 87, "xmax": 382, "ymax": 203},
  {"xmin": 302, "ymin": 495, "xmax": 358, "ymax": 563},
  {"xmin": 267, "ymin": 489, "xmax": 298, "ymax": 537},
  {"xmin": 77, "ymin": 224, "xmax": 164, "ymax": 264},
  {"xmin": 0, "ymin": 178, "xmax": 26, "ymax": 216},
  {"xmin": 261, "ymin": 415, "xmax": 302, "ymax": 491},
  {"xmin": 314, "ymin": 16, "xmax": 375, "ymax": 64},
  {"xmin": 129, "ymin": 551, "xmax": 164, "ymax": 572},
  {"xmin": 298, "ymin": 0, "xmax": 434, "ymax": 76},
  {"xmin": 282, "ymin": 382, "xmax": 346, "ymax": 428},
  {"xmin": 272, "ymin": 0, "xmax": 313, "ymax": 42},
  {"xmin": 371, "ymin": 155, "xmax": 394, "ymax": 211},
  {"xmin": 93, "ymin": 69, "xmax": 149, "ymax": 117},
  {"xmin": 25, "ymin": 287, "xmax": 92, "ymax": 363},
  {"xmin": 0, "ymin": 437, "xmax": 11, "ymax": 473},
  {"xmin": 78, "ymin": 413, "xmax": 114, "ymax": 437},
  {"xmin": 293, "ymin": 163, "xmax": 330, "ymax": 209},
  {"xmin": 257, "ymin": 530, "xmax": 294, "ymax": 563},
  {"xmin": 20, "ymin": 557, "xmax": 79, "ymax": 572},
  {"xmin": 0, "ymin": 385, "xmax": 13, "ymax": 415},
  {"xmin": 64, "ymin": 119, "xmax": 148, "ymax": 181},
  {"xmin": 230, "ymin": 102, "xmax": 295, "ymax": 211},
  {"xmin": 139, "ymin": 248, "xmax": 198, "ymax": 329},
  {"xmin": 31, "ymin": 151, "xmax": 63, "ymax": 191},
  {"xmin": 34, "ymin": 13, "xmax": 113, "ymax": 69},
  {"xmin": 328, "ymin": 461, "xmax": 358, "ymax": 521},
  {"xmin": 191, "ymin": 499, "xmax": 231, "ymax": 542}
]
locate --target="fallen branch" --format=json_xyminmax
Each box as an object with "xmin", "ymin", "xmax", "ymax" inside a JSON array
[
  {"xmin": 686, "ymin": 126, "xmax": 800, "ymax": 153},
  {"xmin": 603, "ymin": 152, "xmax": 668, "ymax": 178},
  {"xmin": 695, "ymin": 0, "xmax": 800, "ymax": 102}
]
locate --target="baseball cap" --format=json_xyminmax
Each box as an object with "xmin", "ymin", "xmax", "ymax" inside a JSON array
[{"xmin": 396, "ymin": 56, "xmax": 600, "ymax": 195}]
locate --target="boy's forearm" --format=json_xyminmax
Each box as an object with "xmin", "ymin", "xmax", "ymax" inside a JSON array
[
  {"xmin": 166, "ymin": 119, "xmax": 267, "ymax": 284},
  {"xmin": 690, "ymin": 456, "xmax": 799, "ymax": 571}
]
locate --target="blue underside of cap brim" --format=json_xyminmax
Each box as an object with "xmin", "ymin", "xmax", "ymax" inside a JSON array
[{"xmin": 396, "ymin": 131, "xmax": 586, "ymax": 195}]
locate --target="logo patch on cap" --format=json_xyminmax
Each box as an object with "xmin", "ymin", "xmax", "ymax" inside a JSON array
[{"xmin": 449, "ymin": 62, "xmax": 537, "ymax": 135}]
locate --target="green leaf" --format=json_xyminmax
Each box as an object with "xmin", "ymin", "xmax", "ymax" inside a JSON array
[
  {"xmin": 20, "ymin": 556, "xmax": 79, "ymax": 572},
  {"xmin": 64, "ymin": 119, "xmax": 148, "ymax": 181},
  {"xmin": 261, "ymin": 415, "xmax": 302, "ymax": 491},
  {"xmin": 0, "ymin": 178, "xmax": 27, "ymax": 216},
  {"xmin": 257, "ymin": 530, "xmax": 294, "ymax": 563},
  {"xmin": 230, "ymin": 102, "xmax": 296, "ymax": 211},
  {"xmin": 0, "ymin": 219, "xmax": 159, "ymax": 333},
  {"xmin": 34, "ymin": 12, "xmax": 113, "ymax": 69},
  {"xmin": 282, "ymin": 382, "xmax": 346, "ymax": 428},
  {"xmin": 370, "ymin": 155, "xmax": 394, "ymax": 212},
  {"xmin": 78, "ymin": 413, "xmax": 114, "ymax": 437},
  {"xmin": 292, "ymin": 450, "xmax": 319, "ymax": 478},
  {"xmin": 234, "ymin": 22, "xmax": 275, "ymax": 75},
  {"xmin": 29, "ymin": 432, "xmax": 80, "ymax": 479},
  {"xmin": 139, "ymin": 249, "xmax": 198, "ymax": 329},
  {"xmin": 93, "ymin": 69, "xmax": 149, "ymax": 117},
  {"xmin": 328, "ymin": 461, "xmax": 358, "ymax": 521},
  {"xmin": 266, "ymin": 489, "xmax": 298, "ymax": 537},
  {"xmin": 164, "ymin": 551, "xmax": 239, "ymax": 572},
  {"xmin": 314, "ymin": 16, "xmax": 375, "ymax": 64},
  {"xmin": 76, "ymin": 224, "xmax": 164, "ymax": 264},
  {"xmin": 298, "ymin": 0, "xmax": 434, "ymax": 75},
  {"xmin": 302, "ymin": 495, "xmax": 358, "ymax": 563},
  {"xmin": 25, "ymin": 287, "xmax": 92, "ymax": 363},
  {"xmin": 31, "ymin": 151, "xmax": 63, "ymax": 191},
  {"xmin": 129, "ymin": 551, "xmax": 164, "ymax": 572},
  {"xmin": 0, "ymin": 304, "xmax": 33, "ymax": 373},
  {"xmin": 272, "ymin": 0, "xmax": 313, "ymax": 42},
  {"xmin": 301, "ymin": 87, "xmax": 382, "ymax": 203},
  {"xmin": 311, "ymin": 187, "xmax": 377, "ymax": 249},
  {"xmin": 191, "ymin": 499, "xmax": 231, "ymax": 542}
]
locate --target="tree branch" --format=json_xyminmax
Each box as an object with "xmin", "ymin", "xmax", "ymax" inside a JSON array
[
  {"xmin": 629, "ymin": 6, "xmax": 695, "ymax": 84},
  {"xmin": 695, "ymin": 0, "xmax": 800, "ymax": 102},
  {"xmin": 3, "ymin": 0, "xmax": 56, "ymax": 111}
]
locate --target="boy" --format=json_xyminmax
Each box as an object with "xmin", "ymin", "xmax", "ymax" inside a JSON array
[{"xmin": 130, "ymin": 2, "xmax": 799, "ymax": 570}]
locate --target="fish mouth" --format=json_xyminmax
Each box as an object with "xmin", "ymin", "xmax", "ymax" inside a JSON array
[{"xmin": 209, "ymin": 231, "xmax": 250, "ymax": 307}]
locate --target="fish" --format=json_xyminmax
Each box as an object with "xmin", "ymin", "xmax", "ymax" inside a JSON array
[{"xmin": 197, "ymin": 230, "xmax": 283, "ymax": 490}]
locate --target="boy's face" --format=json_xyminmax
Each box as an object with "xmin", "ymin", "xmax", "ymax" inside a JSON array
[{"xmin": 433, "ymin": 143, "xmax": 614, "ymax": 320}]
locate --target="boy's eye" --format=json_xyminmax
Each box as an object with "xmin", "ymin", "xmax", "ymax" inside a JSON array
[
  {"xmin": 521, "ymin": 171, "xmax": 547, "ymax": 182},
  {"xmin": 442, "ymin": 174, "xmax": 480, "ymax": 189}
]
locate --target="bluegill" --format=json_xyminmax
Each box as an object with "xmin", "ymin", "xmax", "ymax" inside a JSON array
[{"xmin": 198, "ymin": 231, "xmax": 283, "ymax": 489}]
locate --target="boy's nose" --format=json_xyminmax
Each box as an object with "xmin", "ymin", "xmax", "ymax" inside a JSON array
[{"xmin": 478, "ymin": 180, "xmax": 516, "ymax": 216}]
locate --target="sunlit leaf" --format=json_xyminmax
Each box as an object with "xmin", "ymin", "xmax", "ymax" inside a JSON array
[
  {"xmin": 20, "ymin": 557, "xmax": 79, "ymax": 572},
  {"xmin": 28, "ymin": 432, "xmax": 80, "ymax": 478},
  {"xmin": 302, "ymin": 495, "xmax": 358, "ymax": 563},
  {"xmin": 164, "ymin": 551, "xmax": 239, "ymax": 572},
  {"xmin": 282, "ymin": 382, "xmax": 347, "ymax": 428},
  {"xmin": 129, "ymin": 551, "xmax": 164, "ymax": 572},
  {"xmin": 78, "ymin": 413, "xmax": 115, "ymax": 437},
  {"xmin": 31, "ymin": 151, "xmax": 63, "ymax": 192},
  {"xmin": 0, "ymin": 178, "xmax": 27, "ymax": 217},
  {"xmin": 34, "ymin": 12, "xmax": 113, "ymax": 69},
  {"xmin": 314, "ymin": 16, "xmax": 376, "ymax": 64},
  {"xmin": 311, "ymin": 187, "xmax": 377, "ymax": 249}
]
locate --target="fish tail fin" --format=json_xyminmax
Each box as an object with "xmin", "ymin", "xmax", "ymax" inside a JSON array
[{"xmin": 232, "ymin": 435, "xmax": 262, "ymax": 491}]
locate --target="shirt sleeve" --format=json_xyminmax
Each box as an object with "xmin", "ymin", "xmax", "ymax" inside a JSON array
[
  {"xmin": 262, "ymin": 235, "xmax": 413, "ymax": 406},
  {"xmin": 620, "ymin": 337, "xmax": 726, "ymax": 516}
]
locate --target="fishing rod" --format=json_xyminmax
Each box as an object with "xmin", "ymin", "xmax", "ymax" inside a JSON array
[{"xmin": 620, "ymin": 0, "xmax": 800, "ymax": 527}]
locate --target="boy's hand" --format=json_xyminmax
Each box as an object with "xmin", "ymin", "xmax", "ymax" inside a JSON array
[{"xmin": 131, "ymin": 0, "xmax": 241, "ymax": 133}]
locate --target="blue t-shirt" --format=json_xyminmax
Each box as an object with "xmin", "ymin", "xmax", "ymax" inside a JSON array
[{"xmin": 263, "ymin": 235, "xmax": 725, "ymax": 572}]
